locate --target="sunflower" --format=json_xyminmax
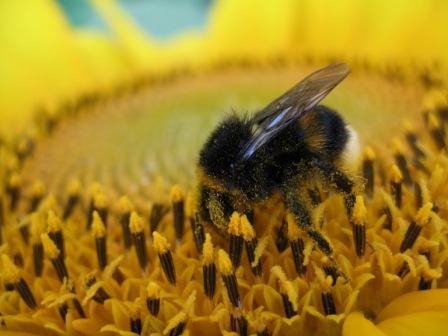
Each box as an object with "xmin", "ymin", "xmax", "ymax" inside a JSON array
[{"xmin": 1, "ymin": 1, "xmax": 448, "ymax": 336}]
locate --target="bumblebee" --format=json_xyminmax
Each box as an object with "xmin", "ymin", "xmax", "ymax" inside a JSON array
[{"xmin": 197, "ymin": 64, "xmax": 357, "ymax": 256}]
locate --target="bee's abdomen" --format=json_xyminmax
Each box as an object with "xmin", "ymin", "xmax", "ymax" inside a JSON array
[{"xmin": 301, "ymin": 105, "xmax": 349, "ymax": 160}]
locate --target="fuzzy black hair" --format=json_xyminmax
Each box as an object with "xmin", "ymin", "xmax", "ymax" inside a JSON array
[{"xmin": 199, "ymin": 114, "xmax": 252, "ymax": 181}]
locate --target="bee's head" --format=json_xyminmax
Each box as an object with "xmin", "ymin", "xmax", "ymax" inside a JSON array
[{"xmin": 198, "ymin": 114, "xmax": 252, "ymax": 188}]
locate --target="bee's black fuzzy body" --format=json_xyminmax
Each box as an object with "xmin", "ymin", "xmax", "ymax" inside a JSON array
[{"xmin": 196, "ymin": 64, "xmax": 356, "ymax": 256}]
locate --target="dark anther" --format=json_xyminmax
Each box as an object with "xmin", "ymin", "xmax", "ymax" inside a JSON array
[
  {"xmin": 281, "ymin": 294, "xmax": 296, "ymax": 318},
  {"xmin": 203, "ymin": 263, "xmax": 216, "ymax": 299},
  {"xmin": 159, "ymin": 251, "xmax": 176, "ymax": 285},
  {"xmin": 323, "ymin": 265, "xmax": 339, "ymax": 285},
  {"xmin": 149, "ymin": 203, "xmax": 169, "ymax": 233},
  {"xmin": 321, "ymin": 292, "xmax": 336, "ymax": 315},
  {"xmin": 290, "ymin": 238, "xmax": 306, "ymax": 275},
  {"xmin": 362, "ymin": 158, "xmax": 374, "ymax": 197},
  {"xmin": 130, "ymin": 317, "xmax": 142, "ymax": 335},
  {"xmin": 353, "ymin": 223, "xmax": 366, "ymax": 257},
  {"xmin": 229, "ymin": 234, "xmax": 244, "ymax": 268},
  {"xmin": 418, "ymin": 277, "xmax": 432, "ymax": 290},
  {"xmin": 172, "ymin": 199, "xmax": 185, "ymax": 241},
  {"xmin": 394, "ymin": 154, "xmax": 412, "ymax": 186},
  {"xmin": 382, "ymin": 206, "xmax": 393, "ymax": 230},
  {"xmin": 400, "ymin": 221, "xmax": 422, "ymax": 253},
  {"xmin": 119, "ymin": 211, "xmax": 132, "ymax": 249},
  {"xmin": 146, "ymin": 298, "xmax": 160, "ymax": 316},
  {"xmin": 223, "ymin": 274, "xmax": 240, "ymax": 307},
  {"xmin": 169, "ymin": 322, "xmax": 186, "ymax": 336},
  {"xmin": 32, "ymin": 243, "xmax": 44, "ymax": 277},
  {"xmin": 191, "ymin": 213, "xmax": 205, "ymax": 253},
  {"xmin": 15, "ymin": 278, "xmax": 37, "ymax": 310},
  {"xmin": 396, "ymin": 262, "xmax": 410, "ymax": 278}
]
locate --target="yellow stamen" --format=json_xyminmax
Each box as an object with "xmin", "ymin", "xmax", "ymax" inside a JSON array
[
  {"xmin": 240, "ymin": 215, "xmax": 255, "ymax": 241},
  {"xmin": 286, "ymin": 213, "xmax": 300, "ymax": 240},
  {"xmin": 228, "ymin": 211, "xmax": 241, "ymax": 235},
  {"xmin": 391, "ymin": 164, "xmax": 403, "ymax": 183},
  {"xmin": 30, "ymin": 180, "xmax": 45, "ymax": 196},
  {"xmin": 94, "ymin": 192, "xmax": 108, "ymax": 208},
  {"xmin": 1, "ymin": 254, "xmax": 21, "ymax": 282},
  {"xmin": 47, "ymin": 210, "xmax": 61, "ymax": 233},
  {"xmin": 217, "ymin": 249, "xmax": 233, "ymax": 276},
  {"xmin": 153, "ymin": 231, "xmax": 170, "ymax": 254},
  {"xmin": 185, "ymin": 192, "xmax": 195, "ymax": 218},
  {"xmin": 146, "ymin": 281, "xmax": 161, "ymax": 298},
  {"xmin": 41, "ymin": 233, "xmax": 60, "ymax": 258},
  {"xmin": 129, "ymin": 211, "xmax": 144, "ymax": 233},
  {"xmin": 8, "ymin": 173, "xmax": 22, "ymax": 188},
  {"xmin": 202, "ymin": 233, "xmax": 214, "ymax": 266},
  {"xmin": 353, "ymin": 195, "xmax": 367, "ymax": 225},
  {"xmin": 66, "ymin": 178, "xmax": 81, "ymax": 195},
  {"xmin": 252, "ymin": 237, "xmax": 268, "ymax": 268},
  {"xmin": 415, "ymin": 202, "xmax": 433, "ymax": 226},
  {"xmin": 363, "ymin": 146, "xmax": 376, "ymax": 160},
  {"xmin": 91, "ymin": 211, "xmax": 106, "ymax": 238},
  {"xmin": 170, "ymin": 185, "xmax": 183, "ymax": 203},
  {"xmin": 163, "ymin": 311, "xmax": 187, "ymax": 335},
  {"xmin": 117, "ymin": 195, "xmax": 133, "ymax": 214},
  {"xmin": 428, "ymin": 113, "xmax": 440, "ymax": 129}
]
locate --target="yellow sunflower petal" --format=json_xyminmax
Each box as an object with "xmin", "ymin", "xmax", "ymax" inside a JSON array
[
  {"xmin": 378, "ymin": 311, "xmax": 448, "ymax": 336},
  {"xmin": 343, "ymin": 312, "xmax": 387, "ymax": 336},
  {"xmin": 377, "ymin": 289, "xmax": 448, "ymax": 321}
]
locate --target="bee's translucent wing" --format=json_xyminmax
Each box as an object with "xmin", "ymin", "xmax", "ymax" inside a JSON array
[{"xmin": 237, "ymin": 63, "xmax": 350, "ymax": 161}]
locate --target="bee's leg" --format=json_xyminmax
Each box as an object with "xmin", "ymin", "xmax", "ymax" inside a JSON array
[
  {"xmin": 310, "ymin": 159, "xmax": 355, "ymax": 218},
  {"xmin": 282, "ymin": 183, "xmax": 333, "ymax": 256},
  {"xmin": 198, "ymin": 186, "xmax": 231, "ymax": 234}
]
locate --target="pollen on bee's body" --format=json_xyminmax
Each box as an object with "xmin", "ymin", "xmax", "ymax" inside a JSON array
[{"xmin": 153, "ymin": 231, "xmax": 176, "ymax": 284}]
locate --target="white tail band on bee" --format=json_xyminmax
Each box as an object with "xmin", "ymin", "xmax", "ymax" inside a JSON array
[{"xmin": 343, "ymin": 125, "xmax": 361, "ymax": 168}]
